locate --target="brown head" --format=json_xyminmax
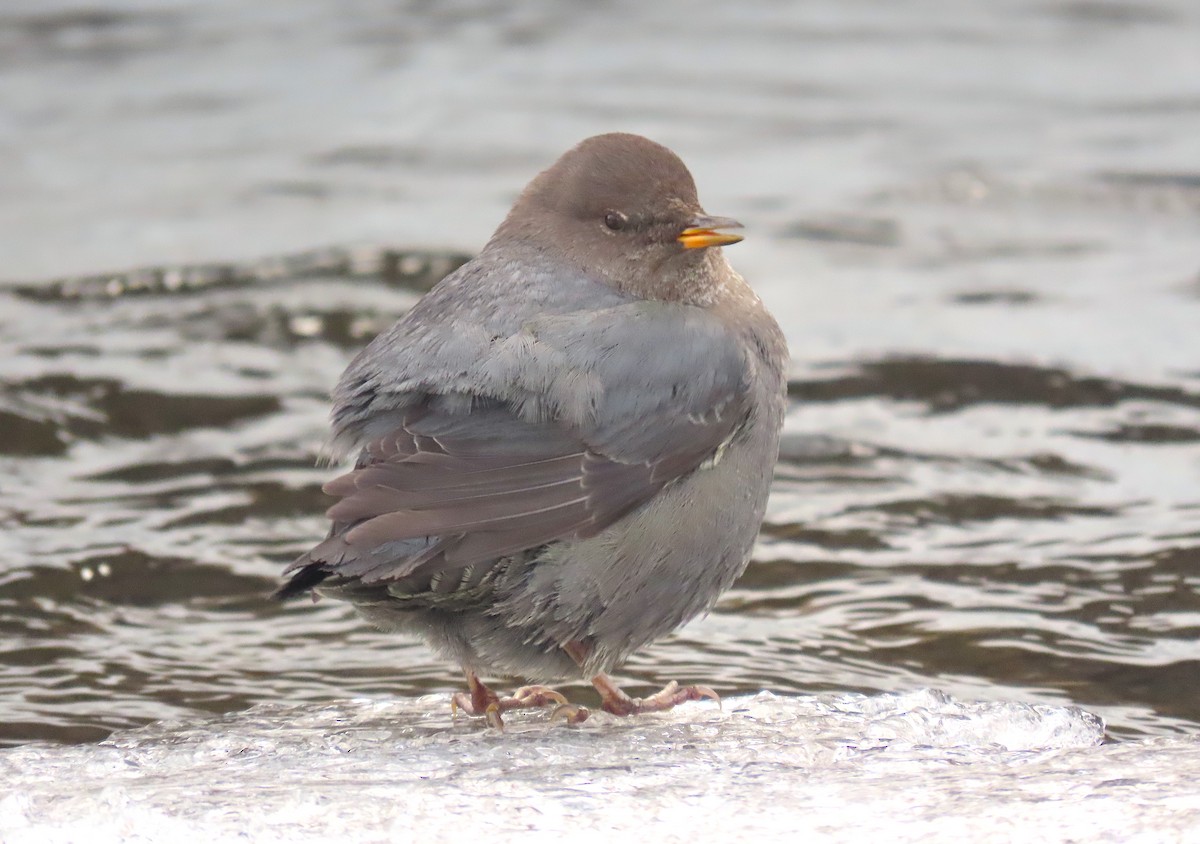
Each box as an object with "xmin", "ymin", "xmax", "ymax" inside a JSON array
[{"xmin": 492, "ymin": 133, "xmax": 743, "ymax": 305}]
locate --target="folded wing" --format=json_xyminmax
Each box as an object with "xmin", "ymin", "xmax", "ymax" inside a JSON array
[{"xmin": 279, "ymin": 302, "xmax": 752, "ymax": 593}]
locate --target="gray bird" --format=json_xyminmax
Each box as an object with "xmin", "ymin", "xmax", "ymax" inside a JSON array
[{"xmin": 276, "ymin": 132, "xmax": 788, "ymax": 725}]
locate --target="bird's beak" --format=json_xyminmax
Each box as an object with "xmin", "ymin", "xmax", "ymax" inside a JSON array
[{"xmin": 677, "ymin": 215, "xmax": 744, "ymax": 249}]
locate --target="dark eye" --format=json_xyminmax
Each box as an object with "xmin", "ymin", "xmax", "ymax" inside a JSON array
[{"xmin": 603, "ymin": 212, "xmax": 627, "ymax": 231}]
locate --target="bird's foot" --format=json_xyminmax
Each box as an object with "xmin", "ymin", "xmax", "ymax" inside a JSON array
[
  {"xmin": 451, "ymin": 672, "xmax": 570, "ymax": 728},
  {"xmin": 506, "ymin": 684, "xmax": 570, "ymax": 709},
  {"xmin": 451, "ymin": 692, "xmax": 505, "ymax": 729},
  {"xmin": 591, "ymin": 674, "xmax": 721, "ymax": 717}
]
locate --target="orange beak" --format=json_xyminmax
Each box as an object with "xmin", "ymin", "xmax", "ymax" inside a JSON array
[{"xmin": 677, "ymin": 215, "xmax": 744, "ymax": 249}]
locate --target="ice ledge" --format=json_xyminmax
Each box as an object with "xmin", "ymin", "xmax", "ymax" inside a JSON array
[{"xmin": 3, "ymin": 689, "xmax": 1198, "ymax": 843}]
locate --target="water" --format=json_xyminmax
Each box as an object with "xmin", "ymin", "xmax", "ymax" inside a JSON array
[{"xmin": 2, "ymin": 0, "xmax": 1200, "ymax": 837}]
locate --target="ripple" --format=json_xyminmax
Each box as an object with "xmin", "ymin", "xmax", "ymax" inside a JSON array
[{"xmin": 788, "ymin": 358, "xmax": 1200, "ymax": 413}]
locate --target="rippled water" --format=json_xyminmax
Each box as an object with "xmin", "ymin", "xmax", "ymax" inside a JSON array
[{"xmin": 3, "ymin": 0, "xmax": 1200, "ymax": 752}]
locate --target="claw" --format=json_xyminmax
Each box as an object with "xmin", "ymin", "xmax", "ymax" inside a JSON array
[
  {"xmin": 693, "ymin": 685, "xmax": 722, "ymax": 709},
  {"xmin": 551, "ymin": 703, "xmax": 590, "ymax": 724},
  {"xmin": 485, "ymin": 703, "xmax": 504, "ymax": 730}
]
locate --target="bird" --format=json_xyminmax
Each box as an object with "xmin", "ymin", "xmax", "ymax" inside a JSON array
[{"xmin": 275, "ymin": 132, "xmax": 788, "ymax": 726}]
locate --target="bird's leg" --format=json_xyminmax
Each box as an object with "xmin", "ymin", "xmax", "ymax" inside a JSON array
[
  {"xmin": 451, "ymin": 670, "xmax": 570, "ymax": 728},
  {"xmin": 549, "ymin": 640, "xmax": 596, "ymax": 724},
  {"xmin": 451, "ymin": 670, "xmax": 504, "ymax": 727},
  {"xmin": 591, "ymin": 673, "xmax": 720, "ymax": 717},
  {"xmin": 560, "ymin": 639, "xmax": 718, "ymax": 719}
]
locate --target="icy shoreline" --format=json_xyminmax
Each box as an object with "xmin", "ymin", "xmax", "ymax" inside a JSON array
[{"xmin": 4, "ymin": 689, "xmax": 1197, "ymax": 843}]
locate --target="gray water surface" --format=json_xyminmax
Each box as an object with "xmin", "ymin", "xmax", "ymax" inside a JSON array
[{"xmin": 2, "ymin": 1, "xmax": 1200, "ymax": 832}]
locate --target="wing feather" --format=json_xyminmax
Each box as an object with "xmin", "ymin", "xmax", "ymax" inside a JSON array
[{"xmin": 278, "ymin": 302, "xmax": 753, "ymax": 595}]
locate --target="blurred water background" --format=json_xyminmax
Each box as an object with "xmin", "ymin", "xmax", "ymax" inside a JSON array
[{"xmin": 2, "ymin": 0, "xmax": 1199, "ymax": 769}]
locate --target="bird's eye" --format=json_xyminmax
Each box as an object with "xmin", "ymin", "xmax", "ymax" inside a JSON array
[{"xmin": 603, "ymin": 212, "xmax": 628, "ymax": 231}]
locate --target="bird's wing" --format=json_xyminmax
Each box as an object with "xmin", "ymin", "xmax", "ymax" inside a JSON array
[{"xmin": 283, "ymin": 302, "xmax": 753, "ymax": 587}]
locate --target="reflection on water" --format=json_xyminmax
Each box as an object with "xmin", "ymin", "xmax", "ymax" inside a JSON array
[{"xmin": 2, "ymin": 0, "xmax": 1200, "ymax": 750}]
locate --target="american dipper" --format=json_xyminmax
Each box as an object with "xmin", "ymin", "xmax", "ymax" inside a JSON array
[{"xmin": 276, "ymin": 133, "xmax": 788, "ymax": 725}]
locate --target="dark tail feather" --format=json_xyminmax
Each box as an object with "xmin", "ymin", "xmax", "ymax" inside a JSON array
[{"xmin": 272, "ymin": 561, "xmax": 331, "ymax": 601}]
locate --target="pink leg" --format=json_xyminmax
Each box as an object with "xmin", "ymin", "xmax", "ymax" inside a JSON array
[
  {"xmin": 561, "ymin": 640, "xmax": 719, "ymax": 720},
  {"xmin": 591, "ymin": 674, "xmax": 720, "ymax": 716},
  {"xmin": 451, "ymin": 670, "xmax": 570, "ymax": 728}
]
